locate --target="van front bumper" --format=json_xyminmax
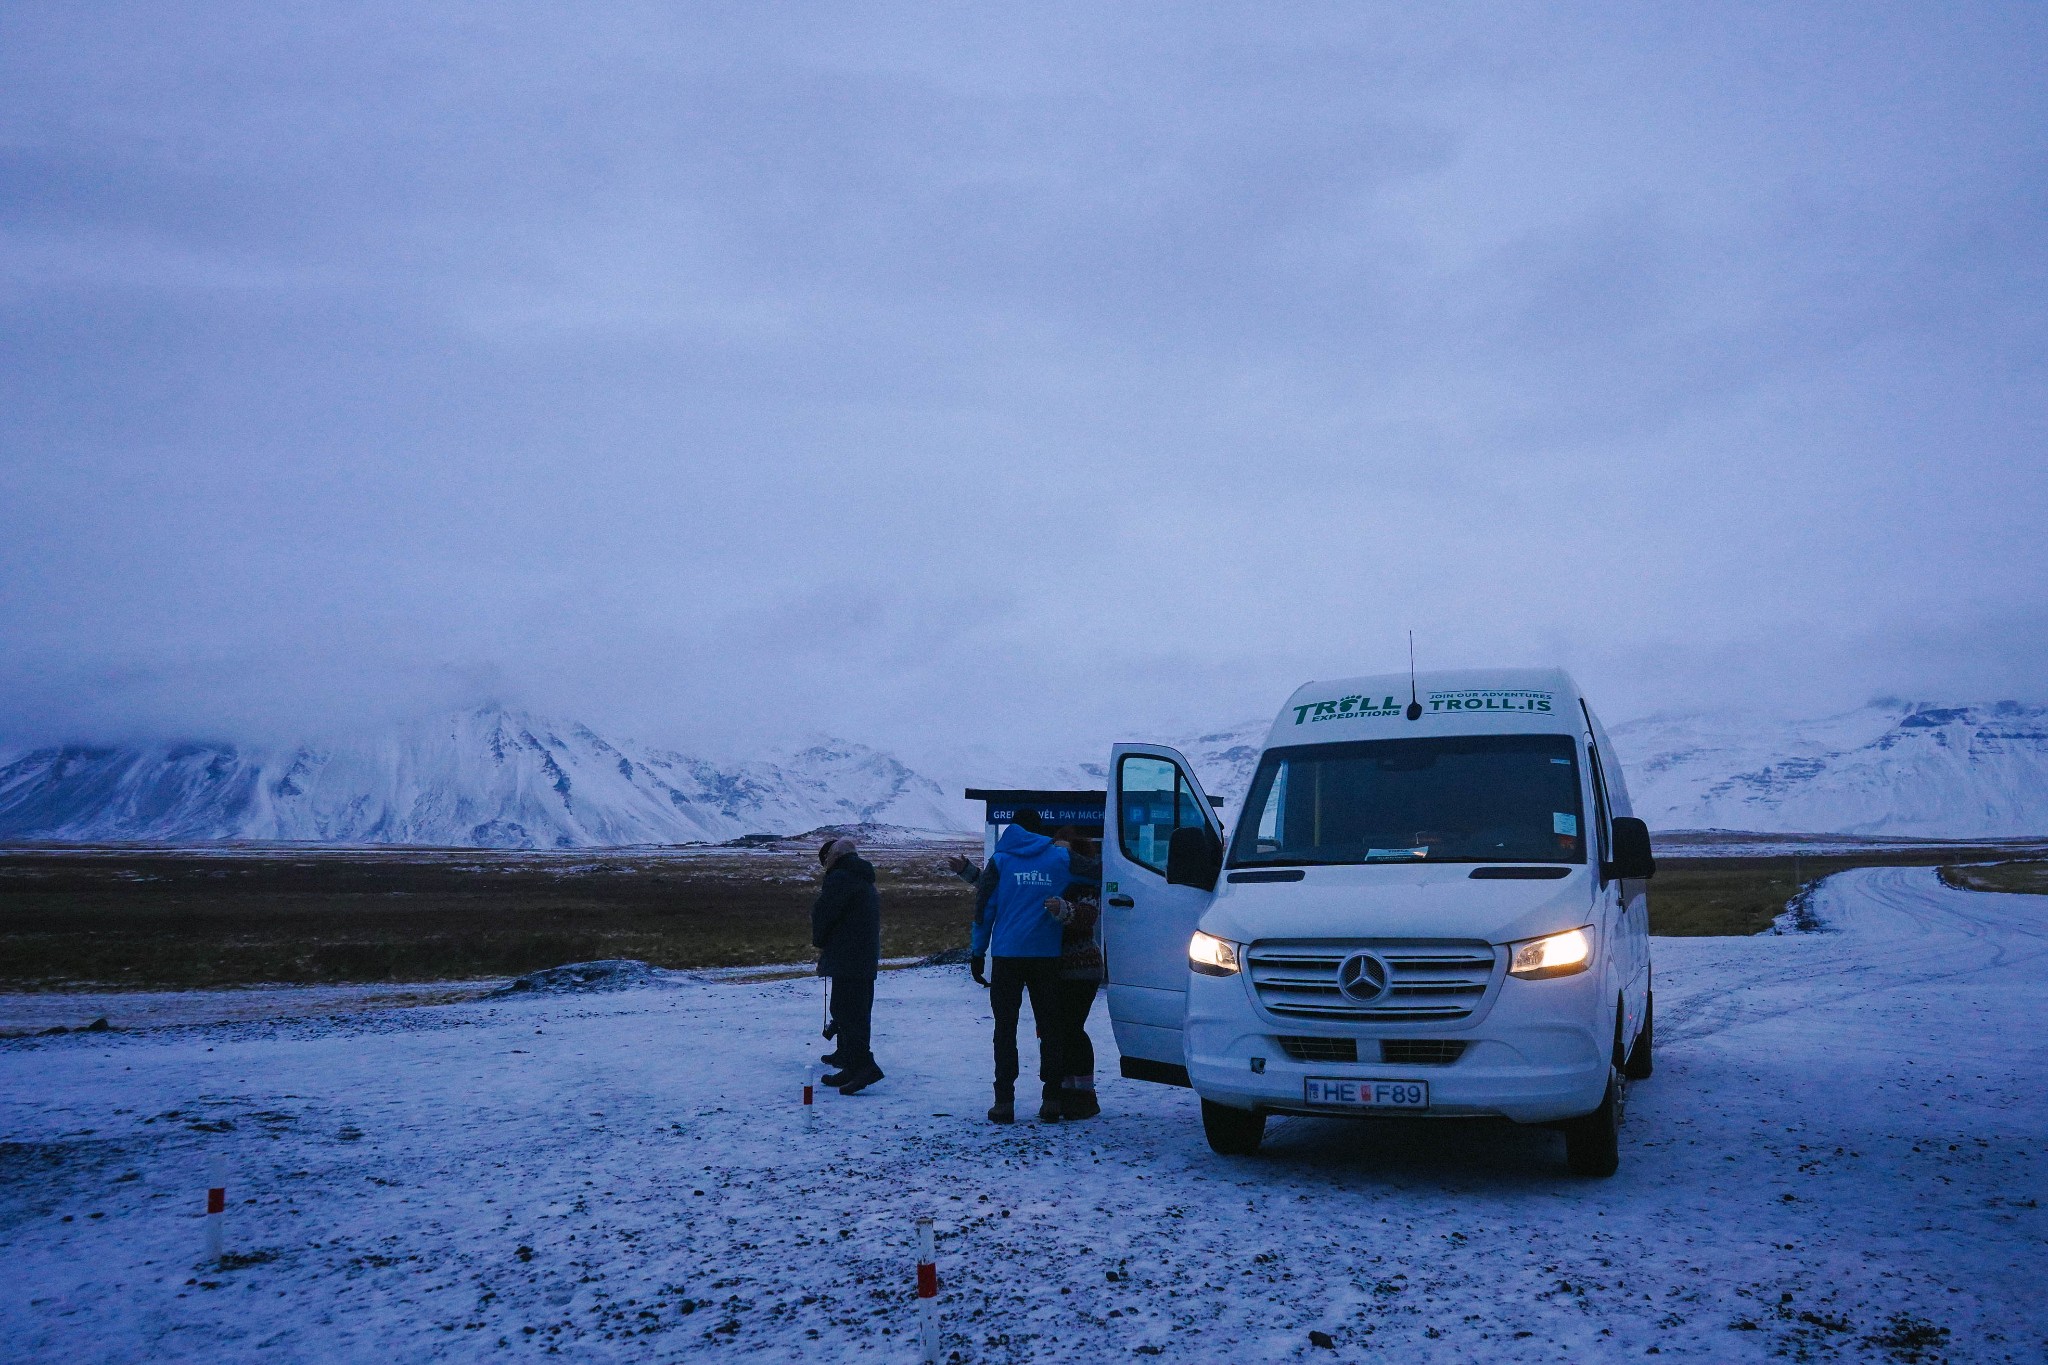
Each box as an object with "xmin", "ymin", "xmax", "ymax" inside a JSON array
[{"xmin": 1183, "ymin": 968, "xmax": 1611, "ymax": 1125}]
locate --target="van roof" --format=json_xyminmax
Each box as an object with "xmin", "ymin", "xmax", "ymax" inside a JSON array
[{"xmin": 1266, "ymin": 667, "xmax": 1584, "ymax": 748}]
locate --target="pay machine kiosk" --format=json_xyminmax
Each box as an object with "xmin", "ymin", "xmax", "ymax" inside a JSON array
[{"xmin": 962, "ymin": 789, "xmax": 1109, "ymax": 861}]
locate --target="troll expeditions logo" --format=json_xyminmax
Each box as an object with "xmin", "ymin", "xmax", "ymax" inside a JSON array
[
  {"xmin": 1291, "ymin": 689, "xmax": 1555, "ymax": 725},
  {"xmin": 1291, "ymin": 693, "xmax": 1404, "ymax": 724}
]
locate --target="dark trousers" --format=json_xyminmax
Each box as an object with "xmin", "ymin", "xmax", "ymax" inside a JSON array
[
  {"xmin": 829, "ymin": 972, "xmax": 876, "ymax": 1070},
  {"xmin": 989, "ymin": 956, "xmax": 1063, "ymax": 1103},
  {"xmin": 1051, "ymin": 977, "xmax": 1099, "ymax": 1081}
]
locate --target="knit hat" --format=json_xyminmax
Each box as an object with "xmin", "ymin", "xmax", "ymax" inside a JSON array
[{"xmin": 818, "ymin": 836, "xmax": 858, "ymax": 868}]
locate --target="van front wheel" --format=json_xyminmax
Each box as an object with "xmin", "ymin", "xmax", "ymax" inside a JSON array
[
  {"xmin": 1563, "ymin": 1071, "xmax": 1621, "ymax": 1177},
  {"xmin": 1201, "ymin": 1100, "xmax": 1266, "ymax": 1156}
]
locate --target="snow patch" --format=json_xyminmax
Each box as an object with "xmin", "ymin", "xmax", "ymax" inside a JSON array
[{"xmin": 494, "ymin": 959, "xmax": 665, "ymax": 995}]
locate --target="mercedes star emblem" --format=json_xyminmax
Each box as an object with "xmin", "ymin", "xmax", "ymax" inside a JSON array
[{"xmin": 1336, "ymin": 951, "xmax": 1391, "ymax": 1004}]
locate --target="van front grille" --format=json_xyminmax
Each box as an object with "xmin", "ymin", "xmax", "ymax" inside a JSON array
[
  {"xmin": 1380, "ymin": 1039, "xmax": 1468, "ymax": 1066},
  {"xmin": 1276, "ymin": 1036, "xmax": 1358, "ymax": 1063},
  {"xmin": 1246, "ymin": 940, "xmax": 1498, "ymax": 1023}
]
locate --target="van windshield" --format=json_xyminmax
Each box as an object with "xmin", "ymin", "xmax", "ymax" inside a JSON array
[{"xmin": 1228, "ymin": 734, "xmax": 1586, "ymax": 867}]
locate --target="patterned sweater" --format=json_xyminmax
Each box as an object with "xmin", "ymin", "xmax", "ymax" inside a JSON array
[{"xmin": 1046, "ymin": 892, "xmax": 1103, "ymax": 981}]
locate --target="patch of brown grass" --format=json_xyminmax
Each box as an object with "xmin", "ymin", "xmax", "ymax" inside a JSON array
[
  {"xmin": 1938, "ymin": 861, "xmax": 2048, "ymax": 895},
  {"xmin": 0, "ymin": 843, "xmax": 981, "ymax": 990}
]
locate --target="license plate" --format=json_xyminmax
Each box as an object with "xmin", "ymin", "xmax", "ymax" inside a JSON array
[{"xmin": 1303, "ymin": 1077, "xmax": 1428, "ymax": 1109}]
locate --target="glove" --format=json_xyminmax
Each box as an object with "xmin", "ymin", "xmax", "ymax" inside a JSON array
[{"xmin": 970, "ymin": 955, "xmax": 988, "ymax": 987}]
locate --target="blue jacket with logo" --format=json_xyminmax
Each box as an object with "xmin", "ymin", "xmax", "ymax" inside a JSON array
[{"xmin": 970, "ymin": 825, "xmax": 1071, "ymax": 959}]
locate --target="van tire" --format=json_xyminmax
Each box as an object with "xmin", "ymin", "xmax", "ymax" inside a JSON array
[
  {"xmin": 1201, "ymin": 1100, "xmax": 1266, "ymax": 1155},
  {"xmin": 1622, "ymin": 990, "xmax": 1654, "ymax": 1080},
  {"xmin": 1564, "ymin": 1071, "xmax": 1622, "ymax": 1177}
]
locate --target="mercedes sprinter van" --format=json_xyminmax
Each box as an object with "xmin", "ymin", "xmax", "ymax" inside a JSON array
[{"xmin": 1100, "ymin": 668, "xmax": 1655, "ymax": 1176}]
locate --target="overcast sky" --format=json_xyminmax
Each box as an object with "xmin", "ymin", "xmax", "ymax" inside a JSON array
[{"xmin": 3, "ymin": 3, "xmax": 2045, "ymax": 764}]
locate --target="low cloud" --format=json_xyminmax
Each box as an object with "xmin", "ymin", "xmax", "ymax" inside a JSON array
[{"xmin": 2, "ymin": 4, "xmax": 2044, "ymax": 756}]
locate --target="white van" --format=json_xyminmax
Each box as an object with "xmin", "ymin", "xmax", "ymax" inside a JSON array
[{"xmin": 1100, "ymin": 668, "xmax": 1654, "ymax": 1176}]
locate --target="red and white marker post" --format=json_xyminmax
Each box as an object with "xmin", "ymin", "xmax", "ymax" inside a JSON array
[
  {"xmin": 204, "ymin": 1160, "xmax": 226, "ymax": 1261},
  {"xmin": 803, "ymin": 1064, "xmax": 817, "ymax": 1111},
  {"xmin": 915, "ymin": 1215, "xmax": 939, "ymax": 1363}
]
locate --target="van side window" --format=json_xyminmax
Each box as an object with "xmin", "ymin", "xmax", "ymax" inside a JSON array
[
  {"xmin": 1119, "ymin": 754, "xmax": 1203, "ymax": 874},
  {"xmin": 1586, "ymin": 742, "xmax": 1613, "ymax": 869}
]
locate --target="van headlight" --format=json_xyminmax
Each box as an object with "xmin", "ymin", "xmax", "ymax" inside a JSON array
[
  {"xmin": 1188, "ymin": 931, "xmax": 1242, "ymax": 977},
  {"xmin": 1507, "ymin": 927, "xmax": 1593, "ymax": 980}
]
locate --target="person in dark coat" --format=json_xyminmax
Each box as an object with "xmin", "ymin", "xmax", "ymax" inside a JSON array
[
  {"xmin": 812, "ymin": 835, "xmax": 884, "ymax": 1093},
  {"xmin": 1044, "ymin": 827, "xmax": 1105, "ymax": 1119}
]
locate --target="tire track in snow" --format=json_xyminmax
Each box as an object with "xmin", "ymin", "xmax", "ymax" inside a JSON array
[{"xmin": 1656, "ymin": 865, "xmax": 2048, "ymax": 1046}]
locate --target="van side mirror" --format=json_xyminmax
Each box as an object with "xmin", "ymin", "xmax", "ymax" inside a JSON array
[
  {"xmin": 1166, "ymin": 826, "xmax": 1222, "ymax": 891},
  {"xmin": 1606, "ymin": 816, "xmax": 1656, "ymax": 882}
]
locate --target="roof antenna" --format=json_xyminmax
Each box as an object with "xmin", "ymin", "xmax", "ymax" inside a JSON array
[{"xmin": 1405, "ymin": 631, "xmax": 1423, "ymax": 721}]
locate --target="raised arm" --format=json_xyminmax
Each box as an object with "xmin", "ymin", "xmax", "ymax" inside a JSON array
[{"xmin": 968, "ymin": 858, "xmax": 1000, "ymax": 957}]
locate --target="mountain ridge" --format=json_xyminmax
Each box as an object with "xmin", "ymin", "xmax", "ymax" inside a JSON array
[
  {"xmin": 2, "ymin": 698, "xmax": 2042, "ymax": 847},
  {"xmin": 0, "ymin": 707, "xmax": 969, "ymax": 848},
  {"xmin": 1611, "ymin": 698, "xmax": 2048, "ymax": 838}
]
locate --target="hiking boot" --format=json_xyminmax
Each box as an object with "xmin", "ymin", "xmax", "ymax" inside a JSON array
[
  {"xmin": 834, "ymin": 1062, "xmax": 884, "ymax": 1095},
  {"xmin": 1037, "ymin": 1099, "xmax": 1063, "ymax": 1123},
  {"xmin": 822, "ymin": 1069, "xmax": 851, "ymax": 1087},
  {"xmin": 819, "ymin": 1051, "xmax": 843, "ymax": 1068},
  {"xmin": 1062, "ymin": 1089, "xmax": 1101, "ymax": 1120},
  {"xmin": 987, "ymin": 1100, "xmax": 1015, "ymax": 1124}
]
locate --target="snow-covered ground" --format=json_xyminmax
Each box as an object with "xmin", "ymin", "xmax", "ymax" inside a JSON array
[{"xmin": 4, "ymin": 868, "xmax": 2045, "ymax": 1363}]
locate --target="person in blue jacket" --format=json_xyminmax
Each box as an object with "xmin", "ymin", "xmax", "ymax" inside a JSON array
[{"xmin": 970, "ymin": 809, "xmax": 1072, "ymax": 1124}]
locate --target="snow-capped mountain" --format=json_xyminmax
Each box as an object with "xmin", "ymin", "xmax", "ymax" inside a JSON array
[
  {"xmin": 4, "ymin": 698, "xmax": 2041, "ymax": 847},
  {"xmin": 0, "ymin": 707, "xmax": 969, "ymax": 848},
  {"xmin": 1175, "ymin": 723, "xmax": 1270, "ymax": 807},
  {"xmin": 1611, "ymin": 700, "xmax": 2048, "ymax": 837}
]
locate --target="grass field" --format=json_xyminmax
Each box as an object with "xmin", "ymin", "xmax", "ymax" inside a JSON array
[
  {"xmin": 0, "ymin": 841, "xmax": 982, "ymax": 991},
  {"xmin": 3, "ymin": 840, "xmax": 2043, "ymax": 990},
  {"xmin": 1938, "ymin": 860, "xmax": 2048, "ymax": 894}
]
